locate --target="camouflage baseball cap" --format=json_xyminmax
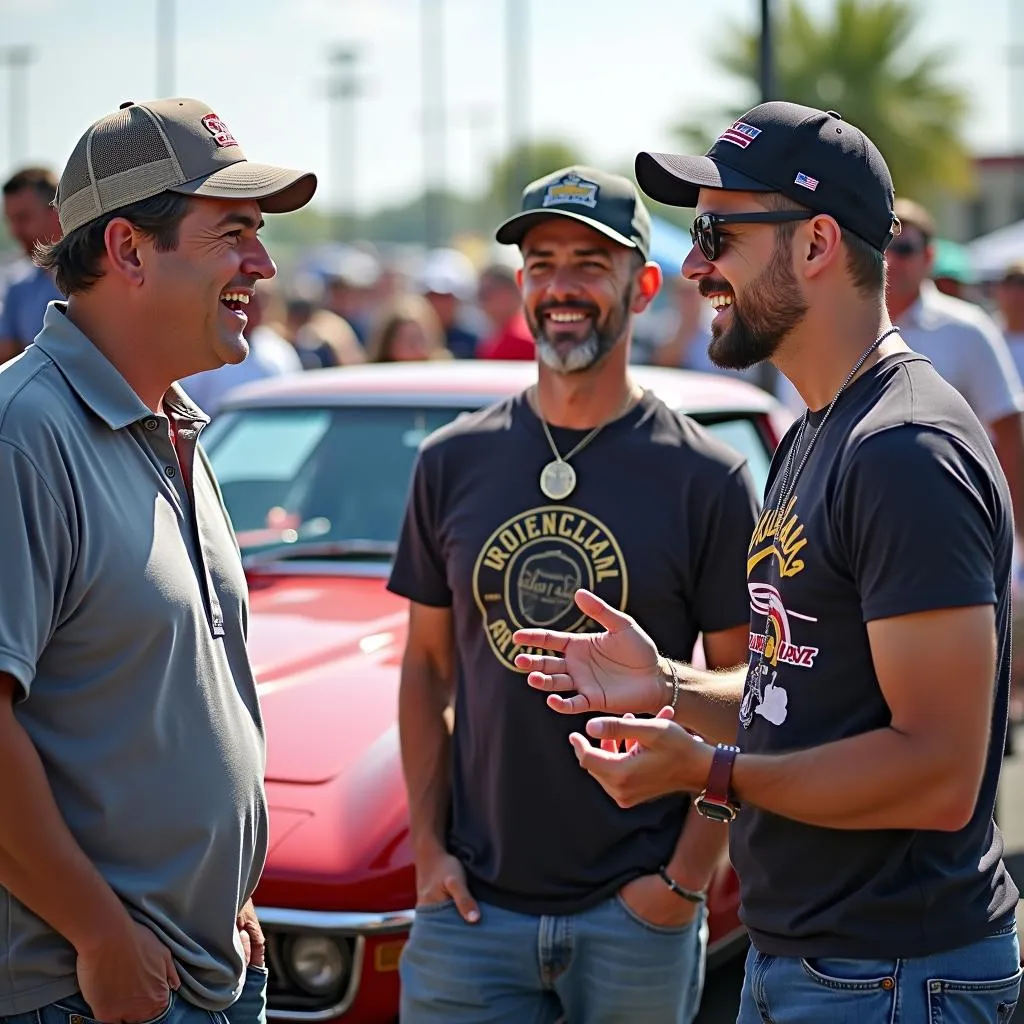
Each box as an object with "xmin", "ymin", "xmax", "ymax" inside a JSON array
[
  {"xmin": 56, "ymin": 97, "xmax": 317, "ymax": 234},
  {"xmin": 495, "ymin": 166, "xmax": 651, "ymax": 258}
]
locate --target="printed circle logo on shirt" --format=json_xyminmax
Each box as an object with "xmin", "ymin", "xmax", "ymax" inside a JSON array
[{"xmin": 472, "ymin": 506, "xmax": 628, "ymax": 672}]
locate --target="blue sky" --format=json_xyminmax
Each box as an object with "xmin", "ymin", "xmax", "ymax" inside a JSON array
[{"xmin": 0, "ymin": 0, "xmax": 1018, "ymax": 214}]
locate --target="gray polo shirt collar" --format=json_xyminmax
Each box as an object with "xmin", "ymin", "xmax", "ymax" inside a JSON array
[{"xmin": 33, "ymin": 302, "xmax": 209, "ymax": 430}]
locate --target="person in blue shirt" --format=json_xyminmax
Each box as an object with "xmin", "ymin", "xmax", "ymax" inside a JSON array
[{"xmin": 1, "ymin": 167, "xmax": 63, "ymax": 363}]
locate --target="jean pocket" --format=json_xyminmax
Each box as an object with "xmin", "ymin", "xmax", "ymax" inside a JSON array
[
  {"xmin": 414, "ymin": 898, "xmax": 456, "ymax": 915},
  {"xmin": 926, "ymin": 965, "xmax": 1023, "ymax": 1024},
  {"xmin": 613, "ymin": 893, "xmax": 696, "ymax": 936},
  {"xmin": 48, "ymin": 991, "xmax": 175, "ymax": 1024},
  {"xmin": 800, "ymin": 958, "xmax": 899, "ymax": 991}
]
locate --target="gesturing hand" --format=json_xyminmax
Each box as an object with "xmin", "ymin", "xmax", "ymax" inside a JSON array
[
  {"xmin": 513, "ymin": 589, "xmax": 664, "ymax": 715},
  {"xmin": 569, "ymin": 710, "xmax": 714, "ymax": 808}
]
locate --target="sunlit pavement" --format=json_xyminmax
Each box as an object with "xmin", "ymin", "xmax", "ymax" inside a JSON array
[{"xmin": 695, "ymin": 732, "xmax": 1024, "ymax": 1023}]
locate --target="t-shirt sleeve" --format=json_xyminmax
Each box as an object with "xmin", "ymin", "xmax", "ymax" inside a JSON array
[
  {"xmin": 0, "ymin": 440, "xmax": 73, "ymax": 697},
  {"xmin": 961, "ymin": 318, "xmax": 1024, "ymax": 425},
  {"xmin": 387, "ymin": 446, "xmax": 452, "ymax": 607},
  {"xmin": 691, "ymin": 462, "xmax": 761, "ymax": 633},
  {"xmin": 833, "ymin": 426, "xmax": 998, "ymax": 622}
]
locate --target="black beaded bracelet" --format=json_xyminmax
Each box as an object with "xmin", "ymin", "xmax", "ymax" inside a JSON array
[{"xmin": 657, "ymin": 865, "xmax": 706, "ymax": 904}]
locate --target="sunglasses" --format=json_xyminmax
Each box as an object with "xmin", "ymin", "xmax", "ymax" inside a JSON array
[
  {"xmin": 887, "ymin": 240, "xmax": 926, "ymax": 257},
  {"xmin": 690, "ymin": 211, "xmax": 814, "ymax": 262}
]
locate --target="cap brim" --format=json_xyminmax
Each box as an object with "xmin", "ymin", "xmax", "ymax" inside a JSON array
[
  {"xmin": 171, "ymin": 161, "xmax": 317, "ymax": 214},
  {"xmin": 635, "ymin": 151, "xmax": 773, "ymax": 208},
  {"xmin": 495, "ymin": 209, "xmax": 640, "ymax": 253}
]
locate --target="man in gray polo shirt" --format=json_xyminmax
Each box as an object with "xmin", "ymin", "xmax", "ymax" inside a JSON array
[{"xmin": 0, "ymin": 99, "xmax": 315, "ymax": 1024}]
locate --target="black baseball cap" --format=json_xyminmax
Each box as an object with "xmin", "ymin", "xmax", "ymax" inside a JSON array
[
  {"xmin": 635, "ymin": 102, "xmax": 899, "ymax": 253},
  {"xmin": 495, "ymin": 166, "xmax": 651, "ymax": 258}
]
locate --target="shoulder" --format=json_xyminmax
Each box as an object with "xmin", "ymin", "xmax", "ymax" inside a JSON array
[
  {"xmin": 0, "ymin": 346, "xmax": 76, "ymax": 445},
  {"xmin": 919, "ymin": 289, "xmax": 1003, "ymax": 341},
  {"xmin": 643, "ymin": 396, "xmax": 749, "ymax": 477},
  {"xmin": 418, "ymin": 395, "xmax": 518, "ymax": 459}
]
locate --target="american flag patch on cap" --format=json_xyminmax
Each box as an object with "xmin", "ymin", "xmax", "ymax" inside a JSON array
[
  {"xmin": 717, "ymin": 121, "xmax": 762, "ymax": 149},
  {"xmin": 794, "ymin": 172, "xmax": 819, "ymax": 191}
]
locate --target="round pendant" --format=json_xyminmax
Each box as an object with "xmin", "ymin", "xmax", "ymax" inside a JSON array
[{"xmin": 540, "ymin": 459, "xmax": 577, "ymax": 500}]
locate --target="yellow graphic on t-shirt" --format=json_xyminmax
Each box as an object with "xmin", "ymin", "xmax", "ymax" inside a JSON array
[
  {"xmin": 746, "ymin": 494, "xmax": 807, "ymax": 579},
  {"xmin": 472, "ymin": 506, "xmax": 628, "ymax": 672}
]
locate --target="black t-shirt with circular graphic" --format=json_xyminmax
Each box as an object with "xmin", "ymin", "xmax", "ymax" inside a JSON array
[
  {"xmin": 733, "ymin": 351, "xmax": 1019, "ymax": 959},
  {"xmin": 388, "ymin": 389, "xmax": 759, "ymax": 914}
]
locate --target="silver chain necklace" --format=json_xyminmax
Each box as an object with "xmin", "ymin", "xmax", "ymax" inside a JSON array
[
  {"xmin": 534, "ymin": 384, "xmax": 640, "ymax": 501},
  {"xmin": 743, "ymin": 325, "xmax": 900, "ymax": 726}
]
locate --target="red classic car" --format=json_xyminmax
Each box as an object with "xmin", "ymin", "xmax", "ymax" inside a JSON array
[{"xmin": 200, "ymin": 360, "xmax": 791, "ymax": 1024}]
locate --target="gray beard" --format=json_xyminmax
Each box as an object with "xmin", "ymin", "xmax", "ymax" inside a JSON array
[{"xmin": 535, "ymin": 331, "xmax": 603, "ymax": 374}]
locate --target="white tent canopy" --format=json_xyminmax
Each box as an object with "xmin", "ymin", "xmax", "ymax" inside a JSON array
[{"xmin": 966, "ymin": 219, "xmax": 1024, "ymax": 280}]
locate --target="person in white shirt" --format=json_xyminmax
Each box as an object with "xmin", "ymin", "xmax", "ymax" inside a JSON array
[
  {"xmin": 886, "ymin": 199, "xmax": 1024, "ymax": 537},
  {"xmin": 180, "ymin": 282, "xmax": 301, "ymax": 416},
  {"xmin": 995, "ymin": 260, "xmax": 1024, "ymax": 381}
]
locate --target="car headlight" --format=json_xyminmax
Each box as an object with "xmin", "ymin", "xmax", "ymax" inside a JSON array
[{"xmin": 284, "ymin": 935, "xmax": 351, "ymax": 996}]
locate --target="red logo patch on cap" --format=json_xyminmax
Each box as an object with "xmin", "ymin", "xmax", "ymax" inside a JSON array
[{"xmin": 201, "ymin": 113, "xmax": 238, "ymax": 148}]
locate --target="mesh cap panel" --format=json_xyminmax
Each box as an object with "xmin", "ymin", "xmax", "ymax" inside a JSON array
[{"xmin": 89, "ymin": 108, "xmax": 178, "ymax": 181}]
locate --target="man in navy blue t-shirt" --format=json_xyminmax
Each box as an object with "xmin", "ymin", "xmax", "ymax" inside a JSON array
[{"xmin": 517, "ymin": 105, "xmax": 1022, "ymax": 1023}]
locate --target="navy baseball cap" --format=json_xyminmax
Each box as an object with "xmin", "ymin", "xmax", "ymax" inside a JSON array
[
  {"xmin": 495, "ymin": 166, "xmax": 651, "ymax": 258},
  {"xmin": 635, "ymin": 102, "xmax": 899, "ymax": 253}
]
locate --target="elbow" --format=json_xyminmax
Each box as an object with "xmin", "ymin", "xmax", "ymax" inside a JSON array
[{"xmin": 920, "ymin": 777, "xmax": 982, "ymax": 833}]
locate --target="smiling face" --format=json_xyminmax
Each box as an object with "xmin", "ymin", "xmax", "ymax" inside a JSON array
[
  {"xmin": 519, "ymin": 218, "xmax": 652, "ymax": 375},
  {"xmin": 139, "ymin": 196, "xmax": 276, "ymax": 372},
  {"xmin": 682, "ymin": 190, "xmax": 808, "ymax": 371}
]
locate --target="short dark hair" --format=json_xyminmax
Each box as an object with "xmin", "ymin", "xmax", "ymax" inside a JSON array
[
  {"xmin": 34, "ymin": 191, "xmax": 192, "ymax": 296},
  {"xmin": 3, "ymin": 166, "xmax": 58, "ymax": 204},
  {"xmin": 761, "ymin": 192, "xmax": 884, "ymax": 298}
]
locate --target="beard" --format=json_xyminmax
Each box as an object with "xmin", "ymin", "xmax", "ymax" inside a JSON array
[
  {"xmin": 526, "ymin": 287, "xmax": 632, "ymax": 374},
  {"xmin": 704, "ymin": 238, "xmax": 809, "ymax": 371}
]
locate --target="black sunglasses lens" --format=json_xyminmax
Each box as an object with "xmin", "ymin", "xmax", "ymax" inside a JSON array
[
  {"xmin": 692, "ymin": 217, "xmax": 718, "ymax": 261},
  {"xmin": 889, "ymin": 241, "xmax": 921, "ymax": 256}
]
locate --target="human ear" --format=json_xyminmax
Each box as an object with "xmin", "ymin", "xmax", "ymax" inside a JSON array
[
  {"xmin": 632, "ymin": 262, "xmax": 663, "ymax": 313},
  {"xmin": 104, "ymin": 218, "xmax": 146, "ymax": 286}
]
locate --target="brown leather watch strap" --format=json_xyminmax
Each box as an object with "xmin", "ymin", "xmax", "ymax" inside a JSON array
[{"xmin": 704, "ymin": 743, "xmax": 741, "ymax": 804}]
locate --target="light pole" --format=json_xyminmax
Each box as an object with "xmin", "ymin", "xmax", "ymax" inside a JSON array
[
  {"xmin": 156, "ymin": 0, "xmax": 176, "ymax": 96},
  {"xmin": 328, "ymin": 46, "xmax": 361, "ymax": 240},
  {"xmin": 0, "ymin": 46, "xmax": 34, "ymax": 169},
  {"xmin": 754, "ymin": 0, "xmax": 778, "ymax": 396},
  {"xmin": 505, "ymin": 0, "xmax": 528, "ymax": 217},
  {"xmin": 421, "ymin": 0, "xmax": 446, "ymax": 247}
]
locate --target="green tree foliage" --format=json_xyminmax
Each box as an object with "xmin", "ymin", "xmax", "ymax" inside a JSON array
[{"xmin": 675, "ymin": 0, "xmax": 972, "ymax": 201}]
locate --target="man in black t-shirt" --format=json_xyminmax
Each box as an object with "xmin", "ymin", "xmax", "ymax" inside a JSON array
[
  {"xmin": 388, "ymin": 166, "xmax": 760, "ymax": 1023},
  {"xmin": 516, "ymin": 107, "xmax": 1022, "ymax": 1023}
]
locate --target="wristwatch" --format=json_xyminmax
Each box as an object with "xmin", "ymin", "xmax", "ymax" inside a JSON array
[{"xmin": 694, "ymin": 743, "xmax": 742, "ymax": 822}]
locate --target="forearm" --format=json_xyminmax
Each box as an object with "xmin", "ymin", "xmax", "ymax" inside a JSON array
[
  {"xmin": 664, "ymin": 810, "xmax": 729, "ymax": 891},
  {"xmin": 660, "ymin": 658, "xmax": 746, "ymax": 744},
  {"xmin": 398, "ymin": 662, "xmax": 453, "ymax": 857},
  {"xmin": 0, "ymin": 706, "xmax": 134, "ymax": 952},
  {"xmin": 730, "ymin": 725, "xmax": 974, "ymax": 831}
]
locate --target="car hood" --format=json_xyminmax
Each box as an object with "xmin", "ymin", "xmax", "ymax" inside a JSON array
[{"xmin": 246, "ymin": 571, "xmax": 407, "ymax": 785}]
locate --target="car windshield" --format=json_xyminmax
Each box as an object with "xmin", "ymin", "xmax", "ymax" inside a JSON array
[{"xmin": 202, "ymin": 403, "xmax": 772, "ymax": 558}]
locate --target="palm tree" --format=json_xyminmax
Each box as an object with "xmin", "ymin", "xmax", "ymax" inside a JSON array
[{"xmin": 675, "ymin": 0, "xmax": 972, "ymax": 201}]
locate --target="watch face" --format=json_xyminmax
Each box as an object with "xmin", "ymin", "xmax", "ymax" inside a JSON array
[{"xmin": 694, "ymin": 794, "xmax": 738, "ymax": 823}]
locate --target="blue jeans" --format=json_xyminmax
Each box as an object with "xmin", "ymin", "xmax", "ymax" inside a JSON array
[
  {"xmin": 737, "ymin": 922, "xmax": 1022, "ymax": 1023},
  {"xmin": 1, "ymin": 965, "xmax": 268, "ymax": 1024},
  {"xmin": 399, "ymin": 895, "xmax": 709, "ymax": 1023}
]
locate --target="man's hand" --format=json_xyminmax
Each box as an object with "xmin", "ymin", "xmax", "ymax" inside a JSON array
[
  {"xmin": 237, "ymin": 898, "xmax": 265, "ymax": 968},
  {"xmin": 76, "ymin": 919, "xmax": 179, "ymax": 1024},
  {"xmin": 513, "ymin": 589, "xmax": 664, "ymax": 715},
  {"xmin": 414, "ymin": 849, "xmax": 480, "ymax": 924},
  {"xmin": 619, "ymin": 873, "xmax": 700, "ymax": 929},
  {"xmin": 570, "ymin": 712, "xmax": 714, "ymax": 807}
]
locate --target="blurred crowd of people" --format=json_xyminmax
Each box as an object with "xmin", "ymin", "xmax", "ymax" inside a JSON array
[{"xmin": 4, "ymin": 162, "xmax": 1024, "ymax": 429}]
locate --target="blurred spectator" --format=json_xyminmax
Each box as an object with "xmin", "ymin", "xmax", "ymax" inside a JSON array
[
  {"xmin": 365, "ymin": 293, "xmax": 451, "ymax": 363},
  {"xmin": 476, "ymin": 263, "xmax": 535, "ymax": 360},
  {"xmin": 321, "ymin": 245, "xmax": 381, "ymax": 345},
  {"xmin": 887, "ymin": 198, "xmax": 1024, "ymax": 540},
  {"xmin": 282, "ymin": 277, "xmax": 365, "ymax": 369},
  {"xmin": 0, "ymin": 167, "xmax": 63, "ymax": 362},
  {"xmin": 418, "ymin": 247, "xmax": 481, "ymax": 359},
  {"xmin": 650, "ymin": 276, "xmax": 711, "ymax": 370},
  {"xmin": 995, "ymin": 261, "xmax": 1024, "ymax": 380},
  {"xmin": 930, "ymin": 239, "xmax": 977, "ymax": 301},
  {"xmin": 179, "ymin": 282, "xmax": 301, "ymax": 415}
]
